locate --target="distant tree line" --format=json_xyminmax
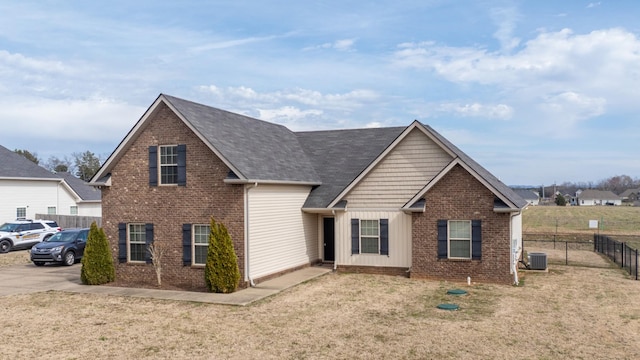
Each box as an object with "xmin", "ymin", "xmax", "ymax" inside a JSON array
[
  {"xmin": 536, "ymin": 175, "xmax": 640, "ymax": 197},
  {"xmin": 14, "ymin": 149, "xmax": 103, "ymax": 181}
]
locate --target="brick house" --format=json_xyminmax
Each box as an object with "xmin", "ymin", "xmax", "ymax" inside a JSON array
[{"xmin": 90, "ymin": 94, "xmax": 526, "ymax": 290}]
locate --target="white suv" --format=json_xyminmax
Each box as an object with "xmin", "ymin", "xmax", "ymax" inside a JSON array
[{"xmin": 0, "ymin": 219, "xmax": 61, "ymax": 253}]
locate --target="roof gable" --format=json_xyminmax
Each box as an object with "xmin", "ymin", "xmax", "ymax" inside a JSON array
[
  {"xmin": 92, "ymin": 94, "xmax": 321, "ymax": 185},
  {"xmin": 296, "ymin": 126, "xmax": 405, "ymax": 209}
]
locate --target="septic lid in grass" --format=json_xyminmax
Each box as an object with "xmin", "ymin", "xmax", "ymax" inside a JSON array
[
  {"xmin": 447, "ymin": 289, "xmax": 468, "ymax": 296},
  {"xmin": 437, "ymin": 303, "xmax": 459, "ymax": 311}
]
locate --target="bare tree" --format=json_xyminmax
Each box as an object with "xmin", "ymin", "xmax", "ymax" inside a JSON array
[{"xmin": 148, "ymin": 242, "xmax": 166, "ymax": 287}]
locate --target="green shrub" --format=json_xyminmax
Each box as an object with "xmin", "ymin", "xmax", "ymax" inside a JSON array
[
  {"xmin": 204, "ymin": 218, "xmax": 240, "ymax": 293},
  {"xmin": 81, "ymin": 222, "xmax": 115, "ymax": 285}
]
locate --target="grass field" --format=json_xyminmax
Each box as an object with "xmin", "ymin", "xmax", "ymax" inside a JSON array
[
  {"xmin": 1, "ymin": 250, "xmax": 639, "ymax": 359},
  {"xmin": 522, "ymin": 205, "xmax": 640, "ymax": 249}
]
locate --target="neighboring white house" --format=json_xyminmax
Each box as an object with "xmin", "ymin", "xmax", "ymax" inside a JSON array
[
  {"xmin": 0, "ymin": 145, "xmax": 101, "ymax": 221},
  {"xmin": 513, "ymin": 189, "xmax": 540, "ymax": 206},
  {"xmin": 576, "ymin": 189, "xmax": 622, "ymax": 206}
]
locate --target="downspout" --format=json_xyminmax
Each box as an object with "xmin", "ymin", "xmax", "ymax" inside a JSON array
[
  {"xmin": 510, "ymin": 210, "xmax": 522, "ymax": 285},
  {"xmin": 331, "ymin": 210, "xmax": 337, "ymax": 271},
  {"xmin": 245, "ymin": 182, "xmax": 258, "ymax": 287}
]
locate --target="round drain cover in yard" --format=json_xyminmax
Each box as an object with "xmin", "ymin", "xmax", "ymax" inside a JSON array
[
  {"xmin": 447, "ymin": 289, "xmax": 468, "ymax": 296},
  {"xmin": 437, "ymin": 303, "xmax": 459, "ymax": 311}
]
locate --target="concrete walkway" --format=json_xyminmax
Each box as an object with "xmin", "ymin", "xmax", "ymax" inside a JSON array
[{"xmin": 0, "ymin": 263, "xmax": 333, "ymax": 306}]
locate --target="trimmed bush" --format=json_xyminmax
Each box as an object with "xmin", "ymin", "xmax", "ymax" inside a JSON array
[
  {"xmin": 81, "ymin": 222, "xmax": 115, "ymax": 285},
  {"xmin": 205, "ymin": 217, "xmax": 240, "ymax": 293}
]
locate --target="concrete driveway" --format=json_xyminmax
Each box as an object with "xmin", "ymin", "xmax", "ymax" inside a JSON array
[{"xmin": 0, "ymin": 262, "xmax": 82, "ymax": 296}]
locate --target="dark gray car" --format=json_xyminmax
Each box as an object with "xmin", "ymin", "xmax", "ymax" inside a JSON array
[{"xmin": 30, "ymin": 228, "xmax": 89, "ymax": 266}]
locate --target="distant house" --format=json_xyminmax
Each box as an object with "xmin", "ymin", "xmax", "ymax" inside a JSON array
[
  {"xmin": 0, "ymin": 145, "xmax": 101, "ymax": 220},
  {"xmin": 576, "ymin": 189, "xmax": 622, "ymax": 206},
  {"xmin": 620, "ymin": 188, "xmax": 640, "ymax": 203},
  {"xmin": 513, "ymin": 189, "xmax": 539, "ymax": 206},
  {"xmin": 90, "ymin": 94, "xmax": 527, "ymax": 289}
]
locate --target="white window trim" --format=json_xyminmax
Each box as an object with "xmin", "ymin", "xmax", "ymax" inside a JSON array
[
  {"xmin": 192, "ymin": 224, "xmax": 210, "ymax": 266},
  {"xmin": 127, "ymin": 223, "xmax": 146, "ymax": 263},
  {"xmin": 360, "ymin": 219, "xmax": 380, "ymax": 255},
  {"xmin": 70, "ymin": 206, "xmax": 78, "ymax": 215},
  {"xmin": 159, "ymin": 144, "xmax": 179, "ymax": 186},
  {"xmin": 47, "ymin": 206, "xmax": 57, "ymax": 215},
  {"xmin": 16, "ymin": 207, "xmax": 26, "ymax": 218},
  {"xmin": 448, "ymin": 220, "xmax": 472, "ymax": 259}
]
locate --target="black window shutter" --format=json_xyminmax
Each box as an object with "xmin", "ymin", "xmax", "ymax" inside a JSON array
[
  {"xmin": 145, "ymin": 223, "xmax": 154, "ymax": 264},
  {"xmin": 177, "ymin": 144, "xmax": 187, "ymax": 186},
  {"xmin": 149, "ymin": 146, "xmax": 158, "ymax": 186},
  {"xmin": 351, "ymin": 218, "xmax": 360, "ymax": 255},
  {"xmin": 472, "ymin": 220, "xmax": 482, "ymax": 260},
  {"xmin": 183, "ymin": 224, "xmax": 192, "ymax": 266},
  {"xmin": 380, "ymin": 219, "xmax": 389, "ymax": 256},
  {"xmin": 118, "ymin": 223, "xmax": 127, "ymax": 263},
  {"xmin": 437, "ymin": 220, "xmax": 448, "ymax": 259}
]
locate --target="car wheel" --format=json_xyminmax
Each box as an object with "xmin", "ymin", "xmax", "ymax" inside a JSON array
[
  {"xmin": 33, "ymin": 262, "xmax": 45, "ymax": 266},
  {"xmin": 63, "ymin": 251, "xmax": 75, "ymax": 266},
  {"xmin": 43, "ymin": 234, "xmax": 52, "ymax": 241},
  {"xmin": 0, "ymin": 240, "xmax": 11, "ymax": 253}
]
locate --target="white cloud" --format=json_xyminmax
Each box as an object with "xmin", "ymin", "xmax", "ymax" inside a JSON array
[
  {"xmin": 490, "ymin": 6, "xmax": 521, "ymax": 53},
  {"xmin": 303, "ymin": 38, "xmax": 357, "ymax": 52},
  {"xmin": 257, "ymin": 106, "xmax": 323, "ymax": 128},
  {"xmin": 393, "ymin": 27, "xmax": 640, "ymax": 134},
  {"xmin": 437, "ymin": 102, "xmax": 513, "ymax": 120},
  {"xmin": 198, "ymin": 85, "xmax": 380, "ymax": 113}
]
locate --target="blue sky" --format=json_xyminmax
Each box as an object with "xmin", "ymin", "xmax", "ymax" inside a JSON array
[{"xmin": 1, "ymin": 0, "xmax": 638, "ymax": 186}]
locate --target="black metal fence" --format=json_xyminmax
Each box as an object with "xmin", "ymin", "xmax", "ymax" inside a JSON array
[
  {"xmin": 523, "ymin": 239, "xmax": 601, "ymax": 268},
  {"xmin": 594, "ymin": 234, "xmax": 639, "ymax": 280}
]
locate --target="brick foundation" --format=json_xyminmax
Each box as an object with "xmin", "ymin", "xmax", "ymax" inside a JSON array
[{"xmin": 337, "ymin": 265, "xmax": 410, "ymax": 277}]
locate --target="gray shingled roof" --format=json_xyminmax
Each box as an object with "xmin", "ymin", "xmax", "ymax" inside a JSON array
[
  {"xmin": 56, "ymin": 172, "xmax": 101, "ymax": 201},
  {"xmin": 422, "ymin": 123, "xmax": 528, "ymax": 209},
  {"xmin": 578, "ymin": 189, "xmax": 621, "ymax": 200},
  {"xmin": 0, "ymin": 145, "xmax": 59, "ymax": 179},
  {"xmin": 513, "ymin": 189, "xmax": 539, "ymax": 201},
  {"xmin": 296, "ymin": 127, "xmax": 405, "ymax": 208},
  {"xmin": 164, "ymin": 95, "xmax": 321, "ymax": 184}
]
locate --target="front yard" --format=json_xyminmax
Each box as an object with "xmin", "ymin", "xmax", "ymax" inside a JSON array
[{"xmin": 1, "ymin": 249, "xmax": 639, "ymax": 359}]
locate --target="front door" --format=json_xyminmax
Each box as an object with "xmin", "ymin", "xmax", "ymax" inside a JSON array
[{"xmin": 323, "ymin": 217, "xmax": 335, "ymax": 262}]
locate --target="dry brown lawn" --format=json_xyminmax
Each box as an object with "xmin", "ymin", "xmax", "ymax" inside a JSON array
[{"xmin": 2, "ymin": 250, "xmax": 640, "ymax": 359}]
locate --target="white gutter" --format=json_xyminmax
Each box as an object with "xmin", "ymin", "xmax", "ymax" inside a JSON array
[
  {"xmin": 245, "ymin": 182, "xmax": 258, "ymax": 287},
  {"xmin": 510, "ymin": 210, "xmax": 523, "ymax": 285}
]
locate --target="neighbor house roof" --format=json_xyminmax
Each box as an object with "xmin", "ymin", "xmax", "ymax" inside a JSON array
[
  {"xmin": 56, "ymin": 172, "xmax": 101, "ymax": 202},
  {"xmin": 619, "ymin": 188, "xmax": 639, "ymax": 198},
  {"xmin": 513, "ymin": 189, "xmax": 539, "ymax": 201},
  {"xmin": 577, "ymin": 189, "xmax": 621, "ymax": 200},
  {"xmin": 0, "ymin": 145, "xmax": 60, "ymax": 180}
]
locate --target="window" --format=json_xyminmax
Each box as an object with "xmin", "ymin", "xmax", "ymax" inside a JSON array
[
  {"xmin": 160, "ymin": 145, "xmax": 178, "ymax": 185},
  {"xmin": 360, "ymin": 220, "xmax": 380, "ymax": 254},
  {"xmin": 448, "ymin": 220, "xmax": 471, "ymax": 258},
  {"xmin": 351, "ymin": 218, "xmax": 389, "ymax": 255},
  {"xmin": 193, "ymin": 225, "xmax": 210, "ymax": 265},
  {"xmin": 16, "ymin": 207, "xmax": 26, "ymax": 218},
  {"xmin": 47, "ymin": 207, "xmax": 56, "ymax": 215},
  {"xmin": 70, "ymin": 206, "xmax": 78, "ymax": 215},
  {"xmin": 149, "ymin": 144, "xmax": 186, "ymax": 186},
  {"xmin": 128, "ymin": 224, "xmax": 147, "ymax": 262},
  {"xmin": 437, "ymin": 219, "xmax": 482, "ymax": 260}
]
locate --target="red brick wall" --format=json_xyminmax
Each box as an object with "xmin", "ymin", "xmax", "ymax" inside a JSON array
[
  {"xmin": 101, "ymin": 102, "xmax": 246, "ymax": 290},
  {"xmin": 411, "ymin": 164, "xmax": 513, "ymax": 284}
]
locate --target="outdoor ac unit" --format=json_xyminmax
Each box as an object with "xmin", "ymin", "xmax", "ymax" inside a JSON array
[{"xmin": 528, "ymin": 252, "xmax": 547, "ymax": 270}]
